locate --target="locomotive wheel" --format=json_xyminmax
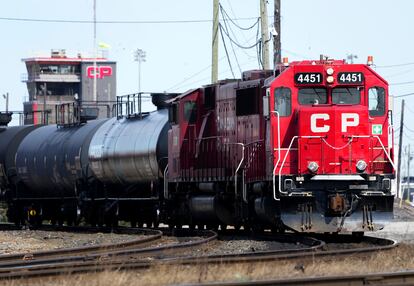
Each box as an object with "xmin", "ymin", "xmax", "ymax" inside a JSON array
[
  {"xmin": 252, "ymin": 224, "xmax": 264, "ymax": 234},
  {"xmin": 197, "ymin": 224, "xmax": 205, "ymax": 230},
  {"xmin": 220, "ymin": 224, "xmax": 227, "ymax": 231}
]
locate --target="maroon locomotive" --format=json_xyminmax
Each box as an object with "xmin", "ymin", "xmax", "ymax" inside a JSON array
[{"xmin": 165, "ymin": 57, "xmax": 394, "ymax": 233}]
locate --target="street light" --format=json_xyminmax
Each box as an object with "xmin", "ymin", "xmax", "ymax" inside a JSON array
[
  {"xmin": 2, "ymin": 93, "xmax": 8, "ymax": 113},
  {"xmin": 134, "ymin": 49, "xmax": 146, "ymax": 94}
]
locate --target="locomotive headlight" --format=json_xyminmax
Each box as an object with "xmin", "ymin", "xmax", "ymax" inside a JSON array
[
  {"xmin": 326, "ymin": 67, "xmax": 334, "ymax": 75},
  {"xmin": 308, "ymin": 161, "xmax": 319, "ymax": 173},
  {"xmin": 356, "ymin": 160, "xmax": 367, "ymax": 172},
  {"xmin": 326, "ymin": 76, "xmax": 335, "ymax": 84}
]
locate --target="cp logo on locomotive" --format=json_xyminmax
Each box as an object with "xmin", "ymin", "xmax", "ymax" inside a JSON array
[{"xmin": 310, "ymin": 113, "xmax": 359, "ymax": 133}]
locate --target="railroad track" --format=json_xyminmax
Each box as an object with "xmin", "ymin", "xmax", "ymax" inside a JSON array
[
  {"xmin": 0, "ymin": 226, "xmax": 218, "ymax": 279},
  {"xmin": 0, "ymin": 228, "xmax": 397, "ymax": 281},
  {"xmin": 0, "ymin": 225, "xmax": 163, "ymax": 263},
  {"xmin": 188, "ymin": 270, "xmax": 414, "ymax": 286},
  {"xmin": 395, "ymin": 198, "xmax": 414, "ymax": 217}
]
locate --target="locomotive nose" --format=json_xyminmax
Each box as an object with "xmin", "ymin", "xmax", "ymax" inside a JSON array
[{"xmin": 298, "ymin": 105, "xmax": 370, "ymax": 175}]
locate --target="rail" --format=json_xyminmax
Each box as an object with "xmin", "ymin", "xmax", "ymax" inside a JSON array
[
  {"xmin": 351, "ymin": 135, "xmax": 396, "ymax": 170},
  {"xmin": 0, "ymin": 232, "xmax": 397, "ymax": 281},
  {"xmin": 273, "ymin": 136, "xmax": 322, "ymax": 200}
]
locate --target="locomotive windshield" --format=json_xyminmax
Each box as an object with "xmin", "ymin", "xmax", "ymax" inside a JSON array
[
  {"xmin": 332, "ymin": 87, "xmax": 360, "ymax": 104},
  {"xmin": 298, "ymin": 88, "xmax": 327, "ymax": 105}
]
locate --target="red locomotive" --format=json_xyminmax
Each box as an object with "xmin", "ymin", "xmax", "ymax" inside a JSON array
[{"xmin": 165, "ymin": 57, "xmax": 394, "ymax": 232}]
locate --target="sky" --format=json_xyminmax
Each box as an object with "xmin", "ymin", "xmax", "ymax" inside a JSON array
[{"xmin": 1, "ymin": 0, "xmax": 414, "ymax": 160}]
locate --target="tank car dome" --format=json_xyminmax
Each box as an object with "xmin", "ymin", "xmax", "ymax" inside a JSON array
[{"xmin": 151, "ymin": 93, "xmax": 179, "ymax": 109}]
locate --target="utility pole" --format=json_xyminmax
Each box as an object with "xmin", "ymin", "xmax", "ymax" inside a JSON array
[
  {"xmin": 5, "ymin": 93, "xmax": 8, "ymax": 113},
  {"xmin": 211, "ymin": 0, "xmax": 219, "ymax": 83},
  {"xmin": 93, "ymin": 0, "xmax": 97, "ymax": 102},
  {"xmin": 407, "ymin": 144, "xmax": 411, "ymax": 197},
  {"xmin": 260, "ymin": 0, "xmax": 270, "ymax": 69},
  {"xmin": 273, "ymin": 0, "xmax": 281, "ymax": 68},
  {"xmin": 397, "ymin": 99, "xmax": 405, "ymax": 199}
]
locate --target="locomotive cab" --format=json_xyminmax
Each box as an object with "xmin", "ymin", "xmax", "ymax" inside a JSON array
[{"xmin": 269, "ymin": 59, "xmax": 394, "ymax": 233}]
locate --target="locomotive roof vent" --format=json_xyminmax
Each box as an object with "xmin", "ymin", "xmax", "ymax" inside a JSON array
[
  {"xmin": 242, "ymin": 69, "xmax": 273, "ymax": 81},
  {"xmin": 151, "ymin": 93, "xmax": 180, "ymax": 110}
]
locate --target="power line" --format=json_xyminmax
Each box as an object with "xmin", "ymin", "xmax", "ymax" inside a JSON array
[
  {"xmin": 219, "ymin": 24, "xmax": 236, "ymax": 78},
  {"xmin": 220, "ymin": 23, "xmax": 261, "ymax": 49},
  {"xmin": 219, "ymin": 4, "xmax": 260, "ymax": 31},
  {"xmin": 393, "ymin": 92, "xmax": 414, "ymax": 98},
  {"xmin": 405, "ymin": 103, "xmax": 414, "ymax": 115},
  {"xmin": 219, "ymin": 5, "xmax": 243, "ymax": 74},
  {"xmin": 390, "ymin": 80, "xmax": 414, "ymax": 86},
  {"xmin": 403, "ymin": 132, "xmax": 414, "ymax": 141},
  {"xmin": 403, "ymin": 124, "xmax": 414, "ymax": 134},
  {"xmin": 0, "ymin": 16, "xmax": 267, "ymax": 25},
  {"xmin": 376, "ymin": 62, "xmax": 414, "ymax": 68}
]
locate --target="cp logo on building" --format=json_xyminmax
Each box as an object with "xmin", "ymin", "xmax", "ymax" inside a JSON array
[{"xmin": 87, "ymin": 66, "xmax": 113, "ymax": 79}]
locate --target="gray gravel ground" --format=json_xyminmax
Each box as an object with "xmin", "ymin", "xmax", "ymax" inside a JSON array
[
  {"xmin": 0, "ymin": 230, "xmax": 144, "ymax": 254},
  {"xmin": 371, "ymin": 202, "xmax": 414, "ymax": 244}
]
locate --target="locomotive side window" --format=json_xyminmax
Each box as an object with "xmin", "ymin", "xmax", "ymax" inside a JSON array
[
  {"xmin": 274, "ymin": 87, "xmax": 291, "ymax": 116},
  {"xmin": 298, "ymin": 88, "xmax": 327, "ymax": 105},
  {"xmin": 368, "ymin": 87, "xmax": 385, "ymax": 116},
  {"xmin": 332, "ymin": 88, "xmax": 360, "ymax": 104},
  {"xmin": 168, "ymin": 104, "xmax": 178, "ymax": 124},
  {"xmin": 184, "ymin": 101, "xmax": 197, "ymax": 123},
  {"xmin": 236, "ymin": 87, "xmax": 259, "ymax": 116},
  {"xmin": 204, "ymin": 86, "xmax": 215, "ymax": 110}
]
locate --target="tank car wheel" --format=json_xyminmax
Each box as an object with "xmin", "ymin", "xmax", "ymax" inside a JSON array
[
  {"xmin": 252, "ymin": 224, "xmax": 264, "ymax": 234},
  {"xmin": 271, "ymin": 226, "xmax": 285, "ymax": 234},
  {"xmin": 197, "ymin": 224, "xmax": 205, "ymax": 230},
  {"xmin": 130, "ymin": 220, "xmax": 137, "ymax": 228},
  {"xmin": 220, "ymin": 224, "xmax": 227, "ymax": 231},
  {"xmin": 207, "ymin": 224, "xmax": 218, "ymax": 231}
]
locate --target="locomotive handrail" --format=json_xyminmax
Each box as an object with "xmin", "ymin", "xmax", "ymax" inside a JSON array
[
  {"xmin": 224, "ymin": 142, "xmax": 245, "ymax": 201},
  {"xmin": 273, "ymin": 136, "xmax": 322, "ymax": 201},
  {"xmin": 272, "ymin": 134, "xmax": 395, "ymax": 201},
  {"xmin": 163, "ymin": 164, "xmax": 169, "ymax": 199},
  {"xmin": 350, "ymin": 135, "xmax": 396, "ymax": 170},
  {"xmin": 223, "ymin": 140, "xmax": 264, "ymax": 203},
  {"xmin": 271, "ymin": 111, "xmax": 281, "ymax": 200}
]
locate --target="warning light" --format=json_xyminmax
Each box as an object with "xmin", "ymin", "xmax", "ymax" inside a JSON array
[
  {"xmin": 29, "ymin": 209, "xmax": 37, "ymax": 216},
  {"xmin": 326, "ymin": 67, "xmax": 334, "ymax": 75},
  {"xmin": 326, "ymin": 76, "xmax": 335, "ymax": 84},
  {"xmin": 282, "ymin": 57, "xmax": 289, "ymax": 67},
  {"xmin": 367, "ymin": 56, "xmax": 374, "ymax": 66}
]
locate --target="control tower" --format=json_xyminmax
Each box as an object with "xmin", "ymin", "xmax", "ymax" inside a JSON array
[{"xmin": 22, "ymin": 49, "xmax": 117, "ymax": 125}]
